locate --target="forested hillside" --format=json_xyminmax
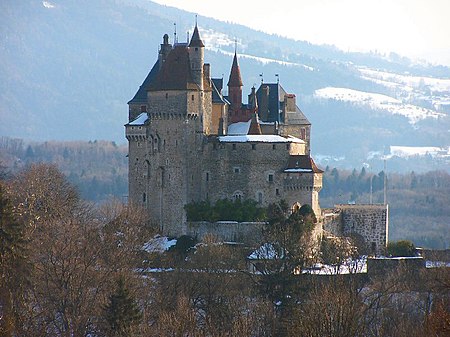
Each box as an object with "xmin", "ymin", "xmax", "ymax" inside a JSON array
[
  {"xmin": 320, "ymin": 167, "xmax": 450, "ymax": 249},
  {"xmin": 1, "ymin": 136, "xmax": 448, "ymax": 248},
  {"xmin": 0, "ymin": 137, "xmax": 128, "ymax": 202}
]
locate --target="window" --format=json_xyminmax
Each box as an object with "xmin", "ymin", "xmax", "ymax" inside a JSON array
[
  {"xmin": 258, "ymin": 192, "xmax": 263, "ymax": 204},
  {"xmin": 276, "ymin": 188, "xmax": 280, "ymax": 196},
  {"xmin": 206, "ymin": 172, "xmax": 209, "ymax": 182},
  {"xmin": 272, "ymin": 144, "xmax": 276, "ymax": 150},
  {"xmin": 286, "ymin": 144, "xmax": 290, "ymax": 150},
  {"xmin": 251, "ymin": 144, "xmax": 256, "ymax": 150},
  {"xmin": 191, "ymin": 94, "xmax": 194, "ymax": 101},
  {"xmin": 232, "ymin": 144, "xmax": 236, "ymax": 150},
  {"xmin": 233, "ymin": 191, "xmax": 243, "ymax": 200},
  {"xmin": 165, "ymin": 93, "xmax": 168, "ymax": 99},
  {"xmin": 268, "ymin": 174, "xmax": 274, "ymax": 182},
  {"xmin": 234, "ymin": 167, "xmax": 240, "ymax": 174},
  {"xmin": 142, "ymin": 193, "xmax": 146, "ymax": 203}
]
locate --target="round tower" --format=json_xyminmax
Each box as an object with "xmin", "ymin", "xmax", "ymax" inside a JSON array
[{"xmin": 188, "ymin": 24, "xmax": 205, "ymax": 89}]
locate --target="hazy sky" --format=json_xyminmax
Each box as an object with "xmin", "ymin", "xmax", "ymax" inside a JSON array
[{"xmin": 152, "ymin": 0, "xmax": 450, "ymax": 66}]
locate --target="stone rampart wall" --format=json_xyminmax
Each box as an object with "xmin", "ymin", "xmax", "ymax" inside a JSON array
[
  {"xmin": 187, "ymin": 221, "xmax": 265, "ymax": 244},
  {"xmin": 323, "ymin": 204, "xmax": 388, "ymax": 255}
]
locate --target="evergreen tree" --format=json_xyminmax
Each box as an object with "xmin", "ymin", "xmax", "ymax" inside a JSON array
[{"xmin": 103, "ymin": 277, "xmax": 142, "ymax": 336}]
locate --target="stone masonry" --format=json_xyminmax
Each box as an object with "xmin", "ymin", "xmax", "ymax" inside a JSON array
[{"xmin": 323, "ymin": 204, "xmax": 389, "ymax": 255}]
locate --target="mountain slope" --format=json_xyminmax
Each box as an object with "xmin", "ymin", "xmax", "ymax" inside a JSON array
[{"xmin": 1, "ymin": 0, "xmax": 449, "ymax": 172}]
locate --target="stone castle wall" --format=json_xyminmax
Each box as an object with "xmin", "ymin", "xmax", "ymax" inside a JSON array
[
  {"xmin": 323, "ymin": 204, "xmax": 388, "ymax": 255},
  {"xmin": 187, "ymin": 221, "xmax": 265, "ymax": 244}
]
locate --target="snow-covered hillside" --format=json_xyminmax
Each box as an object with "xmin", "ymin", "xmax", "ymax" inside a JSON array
[
  {"xmin": 358, "ymin": 67, "xmax": 450, "ymax": 113},
  {"xmin": 314, "ymin": 87, "xmax": 444, "ymax": 124}
]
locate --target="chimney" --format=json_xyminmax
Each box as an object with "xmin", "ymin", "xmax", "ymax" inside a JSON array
[
  {"xmin": 203, "ymin": 63, "xmax": 210, "ymax": 82},
  {"xmin": 284, "ymin": 94, "xmax": 296, "ymax": 112},
  {"xmin": 259, "ymin": 85, "xmax": 270, "ymax": 120}
]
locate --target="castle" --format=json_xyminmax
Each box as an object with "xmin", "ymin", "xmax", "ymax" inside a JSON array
[{"xmin": 125, "ymin": 24, "xmax": 387, "ymax": 254}]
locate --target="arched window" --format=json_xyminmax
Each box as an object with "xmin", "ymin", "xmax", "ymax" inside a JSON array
[
  {"xmin": 257, "ymin": 192, "xmax": 263, "ymax": 204},
  {"xmin": 142, "ymin": 193, "xmax": 146, "ymax": 203},
  {"xmin": 232, "ymin": 190, "xmax": 243, "ymax": 201}
]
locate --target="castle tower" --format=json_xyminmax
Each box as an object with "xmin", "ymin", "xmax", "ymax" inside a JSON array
[
  {"xmin": 188, "ymin": 24, "xmax": 205, "ymax": 89},
  {"xmin": 227, "ymin": 52, "xmax": 243, "ymax": 112}
]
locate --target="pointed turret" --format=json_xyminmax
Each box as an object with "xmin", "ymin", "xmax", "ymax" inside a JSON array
[
  {"xmin": 189, "ymin": 24, "xmax": 205, "ymax": 47},
  {"xmin": 227, "ymin": 52, "xmax": 243, "ymax": 111},
  {"xmin": 188, "ymin": 23, "xmax": 205, "ymax": 88},
  {"xmin": 248, "ymin": 112, "xmax": 262, "ymax": 135},
  {"xmin": 227, "ymin": 52, "xmax": 243, "ymax": 87}
]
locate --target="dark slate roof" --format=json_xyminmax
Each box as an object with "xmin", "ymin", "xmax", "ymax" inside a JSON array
[
  {"xmin": 149, "ymin": 45, "xmax": 198, "ymax": 91},
  {"xmin": 227, "ymin": 53, "xmax": 243, "ymax": 87},
  {"xmin": 128, "ymin": 59, "xmax": 160, "ymax": 104},
  {"xmin": 284, "ymin": 155, "xmax": 324, "ymax": 173},
  {"xmin": 212, "ymin": 78, "xmax": 227, "ymax": 104},
  {"xmin": 256, "ymin": 82, "xmax": 310, "ymax": 125},
  {"xmin": 256, "ymin": 83, "xmax": 282, "ymax": 122},
  {"xmin": 189, "ymin": 25, "xmax": 205, "ymax": 47}
]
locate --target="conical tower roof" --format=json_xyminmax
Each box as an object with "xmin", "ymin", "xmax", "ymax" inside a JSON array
[
  {"xmin": 248, "ymin": 112, "xmax": 262, "ymax": 135},
  {"xmin": 227, "ymin": 52, "xmax": 243, "ymax": 87},
  {"xmin": 189, "ymin": 24, "xmax": 205, "ymax": 47}
]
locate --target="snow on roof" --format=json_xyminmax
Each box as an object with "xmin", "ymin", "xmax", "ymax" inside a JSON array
[
  {"xmin": 284, "ymin": 168, "xmax": 313, "ymax": 173},
  {"xmin": 128, "ymin": 113, "xmax": 148, "ymax": 125},
  {"xmin": 248, "ymin": 243, "xmax": 285, "ymax": 260},
  {"xmin": 227, "ymin": 120, "xmax": 251, "ymax": 135},
  {"xmin": 219, "ymin": 135, "xmax": 304, "ymax": 143}
]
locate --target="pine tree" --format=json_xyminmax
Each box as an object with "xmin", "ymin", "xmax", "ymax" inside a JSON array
[{"xmin": 103, "ymin": 277, "xmax": 142, "ymax": 336}]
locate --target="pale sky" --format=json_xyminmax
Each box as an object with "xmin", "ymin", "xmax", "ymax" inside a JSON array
[{"xmin": 151, "ymin": 0, "xmax": 450, "ymax": 66}]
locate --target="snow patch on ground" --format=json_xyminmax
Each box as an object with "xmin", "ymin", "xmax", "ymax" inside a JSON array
[
  {"xmin": 358, "ymin": 67, "xmax": 450, "ymax": 93},
  {"xmin": 387, "ymin": 146, "xmax": 450, "ymax": 159},
  {"xmin": 302, "ymin": 257, "xmax": 367, "ymax": 275},
  {"xmin": 143, "ymin": 236, "xmax": 177, "ymax": 253},
  {"xmin": 314, "ymin": 87, "xmax": 444, "ymax": 124}
]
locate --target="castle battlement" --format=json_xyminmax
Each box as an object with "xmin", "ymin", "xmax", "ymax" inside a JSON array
[{"xmin": 126, "ymin": 25, "xmax": 323, "ymax": 235}]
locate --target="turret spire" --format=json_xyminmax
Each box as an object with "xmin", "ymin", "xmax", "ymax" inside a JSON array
[
  {"xmin": 189, "ymin": 21, "xmax": 205, "ymax": 47},
  {"xmin": 227, "ymin": 52, "xmax": 243, "ymax": 87}
]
